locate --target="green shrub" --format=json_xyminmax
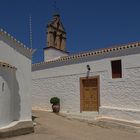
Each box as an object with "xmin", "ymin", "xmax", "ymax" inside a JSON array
[{"xmin": 50, "ymin": 97, "xmax": 60, "ymax": 105}]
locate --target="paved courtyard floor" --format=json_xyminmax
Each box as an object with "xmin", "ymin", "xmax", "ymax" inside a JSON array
[{"xmin": 3, "ymin": 110, "xmax": 140, "ymax": 140}]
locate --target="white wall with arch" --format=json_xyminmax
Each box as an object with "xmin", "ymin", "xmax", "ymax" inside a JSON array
[
  {"xmin": 0, "ymin": 66, "xmax": 19, "ymax": 127},
  {"xmin": 0, "ymin": 33, "xmax": 32, "ymax": 127}
]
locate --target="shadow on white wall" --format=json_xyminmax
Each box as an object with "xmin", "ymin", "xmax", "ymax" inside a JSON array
[{"xmin": 0, "ymin": 67, "xmax": 20, "ymax": 127}]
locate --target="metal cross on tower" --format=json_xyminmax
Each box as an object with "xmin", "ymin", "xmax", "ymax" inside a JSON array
[{"xmin": 53, "ymin": 0, "xmax": 59, "ymax": 14}]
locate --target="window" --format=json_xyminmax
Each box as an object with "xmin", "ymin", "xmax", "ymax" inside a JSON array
[{"xmin": 111, "ymin": 60, "xmax": 122, "ymax": 78}]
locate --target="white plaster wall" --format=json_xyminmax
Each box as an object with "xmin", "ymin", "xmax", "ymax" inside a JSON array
[
  {"xmin": 0, "ymin": 68, "xmax": 15, "ymax": 127},
  {"xmin": 32, "ymin": 58, "xmax": 107, "ymax": 112},
  {"xmin": 0, "ymin": 39, "xmax": 32, "ymax": 126},
  {"xmin": 32, "ymin": 75, "xmax": 80, "ymax": 112},
  {"xmin": 32, "ymin": 48, "xmax": 140, "ymax": 122},
  {"xmin": 99, "ymin": 66, "xmax": 140, "ymax": 122},
  {"xmin": 44, "ymin": 48, "xmax": 68, "ymax": 61}
]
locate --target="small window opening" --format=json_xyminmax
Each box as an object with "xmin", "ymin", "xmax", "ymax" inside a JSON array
[
  {"xmin": 59, "ymin": 34, "xmax": 63, "ymax": 48},
  {"xmin": 2, "ymin": 82, "xmax": 4, "ymax": 92},
  {"xmin": 111, "ymin": 60, "xmax": 122, "ymax": 78}
]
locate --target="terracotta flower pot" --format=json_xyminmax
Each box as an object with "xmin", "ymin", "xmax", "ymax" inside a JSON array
[{"xmin": 52, "ymin": 104, "xmax": 60, "ymax": 113}]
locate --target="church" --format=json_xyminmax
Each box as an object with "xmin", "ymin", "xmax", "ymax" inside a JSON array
[{"xmin": 32, "ymin": 14, "xmax": 140, "ymax": 123}]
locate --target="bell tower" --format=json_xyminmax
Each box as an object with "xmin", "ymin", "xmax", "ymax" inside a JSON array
[
  {"xmin": 46, "ymin": 14, "xmax": 66, "ymax": 51},
  {"xmin": 43, "ymin": 0, "xmax": 68, "ymax": 62},
  {"xmin": 44, "ymin": 14, "xmax": 68, "ymax": 62}
]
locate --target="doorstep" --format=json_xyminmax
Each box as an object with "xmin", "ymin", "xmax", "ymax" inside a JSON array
[
  {"xmin": 0, "ymin": 121, "xmax": 34, "ymax": 138},
  {"xmin": 60, "ymin": 111, "xmax": 99, "ymax": 121}
]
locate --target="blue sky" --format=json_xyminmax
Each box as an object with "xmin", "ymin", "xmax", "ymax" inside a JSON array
[{"xmin": 0, "ymin": 0, "xmax": 140, "ymax": 63}]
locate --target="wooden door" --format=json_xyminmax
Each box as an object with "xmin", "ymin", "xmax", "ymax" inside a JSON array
[{"xmin": 81, "ymin": 77, "xmax": 99, "ymax": 111}]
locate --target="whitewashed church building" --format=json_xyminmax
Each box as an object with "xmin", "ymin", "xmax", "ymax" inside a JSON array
[
  {"xmin": 32, "ymin": 14, "xmax": 140, "ymax": 124},
  {"xmin": 0, "ymin": 29, "xmax": 34, "ymax": 137}
]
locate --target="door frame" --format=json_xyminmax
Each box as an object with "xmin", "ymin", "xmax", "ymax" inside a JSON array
[{"xmin": 80, "ymin": 76, "xmax": 100, "ymax": 112}]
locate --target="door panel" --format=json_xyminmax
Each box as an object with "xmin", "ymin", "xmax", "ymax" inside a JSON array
[{"xmin": 82, "ymin": 78, "xmax": 98, "ymax": 111}]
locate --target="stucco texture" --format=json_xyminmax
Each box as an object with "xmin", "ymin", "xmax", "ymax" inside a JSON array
[
  {"xmin": 32, "ymin": 47, "xmax": 140, "ymax": 122},
  {"xmin": 0, "ymin": 37, "xmax": 32, "ymax": 127}
]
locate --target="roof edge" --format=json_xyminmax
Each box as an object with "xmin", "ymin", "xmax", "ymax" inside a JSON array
[
  {"xmin": 32, "ymin": 41, "xmax": 140, "ymax": 67},
  {"xmin": 0, "ymin": 28, "xmax": 35, "ymax": 54},
  {"xmin": 43, "ymin": 46, "xmax": 69, "ymax": 53},
  {"xmin": 0, "ymin": 61, "xmax": 17, "ymax": 70}
]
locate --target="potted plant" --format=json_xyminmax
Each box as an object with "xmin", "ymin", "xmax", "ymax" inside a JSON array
[{"xmin": 50, "ymin": 97, "xmax": 60, "ymax": 113}]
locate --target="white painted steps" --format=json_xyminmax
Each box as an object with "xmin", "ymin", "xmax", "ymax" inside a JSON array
[
  {"xmin": 59, "ymin": 112, "xmax": 140, "ymax": 133},
  {"xmin": 60, "ymin": 111, "xmax": 99, "ymax": 121},
  {"xmin": 91, "ymin": 117, "xmax": 140, "ymax": 133}
]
